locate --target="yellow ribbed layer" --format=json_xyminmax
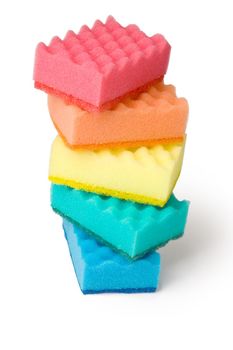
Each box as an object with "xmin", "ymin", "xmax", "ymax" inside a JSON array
[{"xmin": 49, "ymin": 136, "xmax": 186, "ymax": 207}]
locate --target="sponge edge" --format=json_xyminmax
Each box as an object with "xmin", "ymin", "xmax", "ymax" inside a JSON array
[
  {"xmin": 49, "ymin": 136, "xmax": 186, "ymax": 207},
  {"xmin": 63, "ymin": 218, "xmax": 160, "ymax": 294},
  {"xmin": 48, "ymin": 81, "xmax": 188, "ymax": 149}
]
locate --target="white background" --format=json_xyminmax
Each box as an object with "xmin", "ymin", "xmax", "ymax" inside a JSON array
[{"xmin": 0, "ymin": 0, "xmax": 233, "ymax": 349}]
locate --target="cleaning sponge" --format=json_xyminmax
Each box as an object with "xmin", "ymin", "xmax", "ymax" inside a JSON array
[
  {"xmin": 48, "ymin": 81, "xmax": 188, "ymax": 149},
  {"xmin": 49, "ymin": 136, "xmax": 185, "ymax": 207},
  {"xmin": 52, "ymin": 184, "xmax": 190, "ymax": 259},
  {"xmin": 63, "ymin": 218, "xmax": 160, "ymax": 293},
  {"xmin": 34, "ymin": 16, "xmax": 171, "ymax": 111}
]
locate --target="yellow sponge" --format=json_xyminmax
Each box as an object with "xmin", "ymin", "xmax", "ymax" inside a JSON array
[{"xmin": 49, "ymin": 136, "xmax": 185, "ymax": 207}]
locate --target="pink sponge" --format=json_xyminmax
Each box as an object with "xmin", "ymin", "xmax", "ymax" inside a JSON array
[{"xmin": 34, "ymin": 16, "xmax": 171, "ymax": 111}]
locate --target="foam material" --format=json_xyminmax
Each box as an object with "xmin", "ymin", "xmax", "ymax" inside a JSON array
[
  {"xmin": 34, "ymin": 16, "xmax": 171, "ymax": 111},
  {"xmin": 63, "ymin": 218, "xmax": 160, "ymax": 294},
  {"xmin": 49, "ymin": 136, "xmax": 185, "ymax": 207},
  {"xmin": 48, "ymin": 81, "xmax": 188, "ymax": 149},
  {"xmin": 52, "ymin": 185, "xmax": 189, "ymax": 259}
]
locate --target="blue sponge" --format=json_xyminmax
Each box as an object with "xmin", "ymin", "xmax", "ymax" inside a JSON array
[
  {"xmin": 63, "ymin": 218, "xmax": 160, "ymax": 294},
  {"xmin": 52, "ymin": 184, "xmax": 189, "ymax": 259}
]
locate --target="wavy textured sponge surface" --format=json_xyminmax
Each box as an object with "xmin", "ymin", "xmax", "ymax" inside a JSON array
[
  {"xmin": 53, "ymin": 185, "xmax": 190, "ymax": 259},
  {"xmin": 34, "ymin": 16, "xmax": 171, "ymax": 110},
  {"xmin": 49, "ymin": 136, "xmax": 185, "ymax": 206},
  {"xmin": 48, "ymin": 81, "xmax": 188, "ymax": 149},
  {"xmin": 63, "ymin": 218, "xmax": 160, "ymax": 294}
]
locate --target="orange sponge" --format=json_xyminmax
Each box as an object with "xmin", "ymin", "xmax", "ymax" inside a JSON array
[{"xmin": 48, "ymin": 81, "xmax": 188, "ymax": 149}]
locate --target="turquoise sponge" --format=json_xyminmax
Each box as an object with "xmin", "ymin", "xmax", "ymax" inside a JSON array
[
  {"xmin": 51, "ymin": 184, "xmax": 189, "ymax": 259},
  {"xmin": 63, "ymin": 218, "xmax": 160, "ymax": 294}
]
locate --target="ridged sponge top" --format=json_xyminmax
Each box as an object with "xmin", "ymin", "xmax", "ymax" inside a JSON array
[
  {"xmin": 68, "ymin": 220, "xmax": 159, "ymax": 267},
  {"xmin": 34, "ymin": 16, "xmax": 171, "ymax": 110}
]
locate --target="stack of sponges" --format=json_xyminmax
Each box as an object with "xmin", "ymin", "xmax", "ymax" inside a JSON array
[{"xmin": 34, "ymin": 16, "xmax": 190, "ymax": 294}]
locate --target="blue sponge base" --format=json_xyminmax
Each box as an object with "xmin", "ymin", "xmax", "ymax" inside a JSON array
[{"xmin": 63, "ymin": 218, "xmax": 160, "ymax": 294}]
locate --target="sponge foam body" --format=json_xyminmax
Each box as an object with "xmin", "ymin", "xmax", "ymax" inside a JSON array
[
  {"xmin": 34, "ymin": 16, "xmax": 170, "ymax": 110},
  {"xmin": 53, "ymin": 185, "xmax": 190, "ymax": 259},
  {"xmin": 63, "ymin": 219, "xmax": 160, "ymax": 294},
  {"xmin": 48, "ymin": 81, "xmax": 188, "ymax": 149},
  {"xmin": 49, "ymin": 136, "xmax": 185, "ymax": 207}
]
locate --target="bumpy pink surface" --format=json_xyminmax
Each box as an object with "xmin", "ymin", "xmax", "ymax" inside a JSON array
[{"xmin": 34, "ymin": 16, "xmax": 171, "ymax": 108}]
